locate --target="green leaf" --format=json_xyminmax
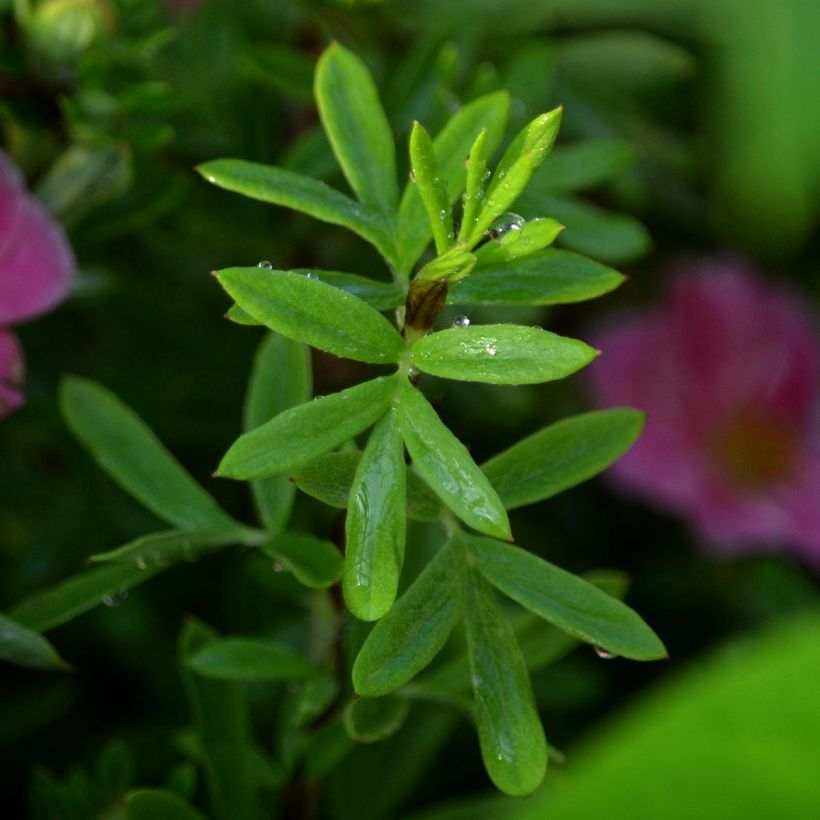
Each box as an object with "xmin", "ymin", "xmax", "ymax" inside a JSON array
[
  {"xmin": 60, "ymin": 377, "xmax": 236, "ymax": 531},
  {"xmin": 215, "ymin": 268, "xmax": 404, "ymax": 364},
  {"xmin": 225, "ymin": 303, "xmax": 259, "ymax": 326},
  {"xmin": 413, "ymin": 324, "xmax": 597, "ymax": 385},
  {"xmin": 89, "ymin": 527, "xmax": 254, "ymax": 566},
  {"xmin": 463, "ymin": 562, "xmax": 547, "ymax": 796},
  {"xmin": 473, "ymin": 217, "xmax": 563, "ymax": 266},
  {"xmin": 123, "ymin": 789, "xmax": 206, "ymax": 820},
  {"xmin": 448, "ymin": 248, "xmax": 625, "ymax": 306},
  {"xmin": 482, "ymin": 408, "xmax": 645, "ymax": 509},
  {"xmin": 466, "ymin": 536, "xmax": 667, "ymax": 661},
  {"xmin": 315, "ymin": 43, "xmax": 399, "ymax": 218},
  {"xmin": 532, "ymin": 139, "xmax": 638, "ymax": 193},
  {"xmin": 343, "ymin": 695, "xmax": 410, "ymax": 743},
  {"xmin": 397, "ymin": 379, "xmax": 510, "ymax": 539},
  {"xmin": 244, "ymin": 333, "xmax": 312, "ymax": 533},
  {"xmin": 409, "ymin": 121, "xmax": 453, "ymax": 254},
  {"xmin": 291, "ymin": 452, "xmax": 441, "ymax": 522},
  {"xmin": 262, "ymin": 532, "xmax": 343, "ymax": 589},
  {"xmin": 344, "ymin": 410, "xmax": 407, "ymax": 621},
  {"xmin": 179, "ymin": 619, "xmax": 257, "ymax": 820},
  {"xmin": 0, "ymin": 614, "xmax": 70, "ymax": 671},
  {"xmin": 218, "ymin": 375, "xmax": 398, "ymax": 480},
  {"xmin": 353, "ymin": 537, "xmax": 464, "ymax": 696},
  {"xmin": 197, "ymin": 159, "xmax": 396, "ymax": 266},
  {"xmin": 415, "ymin": 244, "xmax": 476, "ymax": 284},
  {"xmin": 10, "ymin": 563, "xmax": 163, "ymax": 633},
  {"xmin": 187, "ymin": 637, "xmax": 315, "ymax": 682},
  {"xmin": 457, "ymin": 128, "xmax": 489, "ymax": 242},
  {"xmin": 397, "ymin": 91, "xmax": 510, "ymax": 275}
]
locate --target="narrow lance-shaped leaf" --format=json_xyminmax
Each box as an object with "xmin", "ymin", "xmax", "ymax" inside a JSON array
[
  {"xmin": 60, "ymin": 378, "xmax": 238, "ymax": 531},
  {"xmin": 244, "ymin": 333, "xmax": 312, "ymax": 533},
  {"xmin": 448, "ymin": 248, "xmax": 625, "ymax": 306},
  {"xmin": 457, "ymin": 128, "xmax": 489, "ymax": 242},
  {"xmin": 397, "ymin": 379, "xmax": 510, "ymax": 540},
  {"xmin": 344, "ymin": 409, "xmax": 407, "ymax": 621},
  {"xmin": 409, "ymin": 121, "xmax": 453, "ymax": 254},
  {"xmin": 196, "ymin": 160, "xmax": 396, "ymax": 267},
  {"xmin": 412, "ymin": 324, "xmax": 598, "ymax": 385},
  {"xmin": 215, "ymin": 267, "xmax": 404, "ymax": 365},
  {"xmin": 262, "ymin": 532, "xmax": 343, "ymax": 589},
  {"xmin": 482, "ymin": 408, "xmax": 645, "ymax": 509},
  {"xmin": 315, "ymin": 43, "xmax": 399, "ymax": 217},
  {"xmin": 398, "ymin": 91, "xmax": 510, "ymax": 275},
  {"xmin": 466, "ymin": 536, "xmax": 667, "ymax": 660},
  {"xmin": 123, "ymin": 789, "xmax": 206, "ymax": 820},
  {"xmin": 218, "ymin": 375, "xmax": 398, "ymax": 480},
  {"xmin": 0, "ymin": 614, "xmax": 70, "ymax": 671},
  {"xmin": 462, "ymin": 561, "xmax": 548, "ymax": 796},
  {"xmin": 473, "ymin": 217, "xmax": 563, "ymax": 266},
  {"xmin": 353, "ymin": 537, "xmax": 464, "ymax": 696},
  {"xmin": 187, "ymin": 637, "xmax": 315, "ymax": 682}
]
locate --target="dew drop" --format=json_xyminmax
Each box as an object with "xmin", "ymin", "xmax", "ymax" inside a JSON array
[
  {"xmin": 408, "ymin": 366, "xmax": 420, "ymax": 379},
  {"xmin": 103, "ymin": 590, "xmax": 128, "ymax": 608},
  {"xmin": 486, "ymin": 212, "xmax": 525, "ymax": 240},
  {"xmin": 408, "ymin": 169, "xmax": 416, "ymax": 182},
  {"xmin": 485, "ymin": 344, "xmax": 497, "ymax": 357},
  {"xmin": 273, "ymin": 562, "xmax": 284, "ymax": 573},
  {"xmin": 257, "ymin": 260, "xmax": 273, "ymax": 269},
  {"xmin": 594, "ymin": 645, "xmax": 617, "ymax": 660},
  {"xmin": 136, "ymin": 555, "xmax": 148, "ymax": 570},
  {"xmin": 439, "ymin": 208, "xmax": 448, "ymax": 221},
  {"xmin": 452, "ymin": 315, "xmax": 471, "ymax": 328}
]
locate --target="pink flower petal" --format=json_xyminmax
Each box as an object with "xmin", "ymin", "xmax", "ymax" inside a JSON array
[
  {"xmin": 0, "ymin": 327, "xmax": 25, "ymax": 418},
  {"xmin": 0, "ymin": 150, "xmax": 25, "ymax": 256},
  {"xmin": 0, "ymin": 193, "xmax": 75, "ymax": 325}
]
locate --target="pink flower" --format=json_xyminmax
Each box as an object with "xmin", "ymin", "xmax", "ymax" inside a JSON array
[
  {"xmin": 0, "ymin": 149, "xmax": 75, "ymax": 418},
  {"xmin": 588, "ymin": 259, "xmax": 820, "ymax": 563}
]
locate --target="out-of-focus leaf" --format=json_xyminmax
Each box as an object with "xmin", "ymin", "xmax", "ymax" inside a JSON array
[
  {"xmin": 343, "ymin": 695, "xmax": 410, "ymax": 743},
  {"xmin": 397, "ymin": 379, "xmax": 510, "ymax": 539},
  {"xmin": 217, "ymin": 375, "xmax": 398, "ymax": 480},
  {"xmin": 533, "ymin": 139, "xmax": 638, "ymax": 193},
  {"xmin": 345, "ymin": 410, "xmax": 407, "ymax": 621},
  {"xmin": 245, "ymin": 43, "xmax": 314, "ymax": 101},
  {"xmin": 463, "ymin": 563, "xmax": 547, "ymax": 796},
  {"xmin": 448, "ymin": 248, "xmax": 624, "ymax": 306},
  {"xmin": 187, "ymin": 637, "xmax": 315, "ymax": 682},
  {"xmin": 353, "ymin": 537, "xmax": 464, "ymax": 696},
  {"xmin": 60, "ymin": 377, "xmax": 237, "ymax": 531},
  {"xmin": 315, "ymin": 44, "xmax": 398, "ymax": 217},
  {"xmin": 466, "ymin": 537, "xmax": 667, "ymax": 661},
  {"xmin": 123, "ymin": 789, "xmax": 205, "ymax": 820},
  {"xmin": 0, "ymin": 614, "xmax": 70, "ymax": 671},
  {"xmin": 412, "ymin": 324, "xmax": 597, "ymax": 385},
  {"xmin": 262, "ymin": 532, "xmax": 343, "ymax": 589},
  {"xmin": 215, "ymin": 267, "xmax": 404, "ymax": 364},
  {"xmin": 482, "ymin": 408, "xmax": 644, "ymax": 509},
  {"xmin": 244, "ymin": 333, "xmax": 312, "ymax": 533}
]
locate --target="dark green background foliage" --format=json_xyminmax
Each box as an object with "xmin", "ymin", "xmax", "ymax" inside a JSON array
[{"xmin": 2, "ymin": 0, "xmax": 819, "ymax": 818}]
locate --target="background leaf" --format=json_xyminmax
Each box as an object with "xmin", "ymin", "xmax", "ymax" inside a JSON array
[
  {"xmin": 0, "ymin": 614, "xmax": 70, "ymax": 672},
  {"xmin": 344, "ymin": 695, "xmax": 411, "ymax": 743},
  {"xmin": 187, "ymin": 637, "xmax": 315, "ymax": 682},
  {"xmin": 262, "ymin": 532, "xmax": 343, "ymax": 589}
]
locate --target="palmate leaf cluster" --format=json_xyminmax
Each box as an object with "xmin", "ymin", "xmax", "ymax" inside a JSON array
[{"xmin": 1, "ymin": 43, "xmax": 665, "ymax": 803}]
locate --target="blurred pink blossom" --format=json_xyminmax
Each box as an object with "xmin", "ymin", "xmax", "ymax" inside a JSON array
[
  {"xmin": 589, "ymin": 259, "xmax": 820, "ymax": 563},
  {"xmin": 0, "ymin": 149, "xmax": 75, "ymax": 418}
]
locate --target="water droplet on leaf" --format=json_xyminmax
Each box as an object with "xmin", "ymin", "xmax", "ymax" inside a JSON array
[
  {"xmin": 257, "ymin": 260, "xmax": 273, "ymax": 269},
  {"xmin": 452, "ymin": 315, "xmax": 471, "ymax": 328},
  {"xmin": 485, "ymin": 344, "xmax": 497, "ymax": 357},
  {"xmin": 486, "ymin": 213, "xmax": 525, "ymax": 240},
  {"xmin": 594, "ymin": 645, "xmax": 617, "ymax": 659}
]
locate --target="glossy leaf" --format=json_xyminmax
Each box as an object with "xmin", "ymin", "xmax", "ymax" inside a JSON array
[
  {"xmin": 215, "ymin": 267, "xmax": 404, "ymax": 364},
  {"xmin": 89, "ymin": 527, "xmax": 255, "ymax": 566},
  {"xmin": 463, "ymin": 563, "xmax": 547, "ymax": 796},
  {"xmin": 448, "ymin": 248, "xmax": 624, "ymax": 306},
  {"xmin": 315, "ymin": 43, "xmax": 399, "ymax": 217},
  {"xmin": 187, "ymin": 637, "xmax": 315, "ymax": 682},
  {"xmin": 262, "ymin": 532, "xmax": 343, "ymax": 589},
  {"xmin": 197, "ymin": 159, "xmax": 396, "ymax": 266},
  {"xmin": 409, "ymin": 121, "xmax": 453, "ymax": 253},
  {"xmin": 397, "ymin": 91, "xmax": 510, "ymax": 275},
  {"xmin": 458, "ymin": 128, "xmax": 489, "ymax": 242},
  {"xmin": 244, "ymin": 333, "xmax": 312, "ymax": 533},
  {"xmin": 343, "ymin": 695, "xmax": 410, "ymax": 743},
  {"xmin": 10, "ymin": 563, "xmax": 162, "ymax": 633},
  {"xmin": 61, "ymin": 378, "xmax": 237, "ymax": 531},
  {"xmin": 397, "ymin": 379, "xmax": 510, "ymax": 539},
  {"xmin": 483, "ymin": 408, "xmax": 645, "ymax": 509},
  {"xmin": 353, "ymin": 537, "xmax": 464, "ymax": 696},
  {"xmin": 474, "ymin": 217, "xmax": 563, "ymax": 266},
  {"xmin": 217, "ymin": 375, "xmax": 398, "ymax": 480},
  {"xmin": 123, "ymin": 789, "xmax": 206, "ymax": 820},
  {"xmin": 179, "ymin": 619, "xmax": 257, "ymax": 820},
  {"xmin": 412, "ymin": 324, "xmax": 598, "ymax": 385},
  {"xmin": 0, "ymin": 614, "xmax": 70, "ymax": 671},
  {"xmin": 466, "ymin": 536, "xmax": 667, "ymax": 660},
  {"xmin": 291, "ymin": 451, "xmax": 441, "ymax": 522},
  {"xmin": 344, "ymin": 410, "xmax": 407, "ymax": 621}
]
